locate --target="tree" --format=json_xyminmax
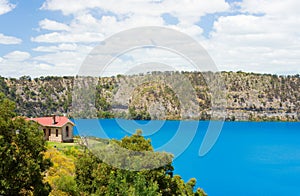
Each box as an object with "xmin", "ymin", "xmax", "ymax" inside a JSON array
[
  {"xmin": 0, "ymin": 93, "xmax": 51, "ymax": 195},
  {"xmin": 75, "ymin": 130, "xmax": 207, "ymax": 196},
  {"xmin": 44, "ymin": 147, "xmax": 79, "ymax": 196}
]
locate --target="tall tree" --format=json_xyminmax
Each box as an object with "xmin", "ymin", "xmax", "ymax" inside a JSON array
[
  {"xmin": 75, "ymin": 130, "xmax": 207, "ymax": 196},
  {"xmin": 0, "ymin": 93, "xmax": 51, "ymax": 195}
]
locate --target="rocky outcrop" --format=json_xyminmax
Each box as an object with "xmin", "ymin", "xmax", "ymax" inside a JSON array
[{"xmin": 1, "ymin": 71, "xmax": 299, "ymax": 121}]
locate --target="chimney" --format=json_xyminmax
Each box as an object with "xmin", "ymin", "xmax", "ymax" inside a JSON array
[{"xmin": 52, "ymin": 114, "xmax": 57, "ymax": 124}]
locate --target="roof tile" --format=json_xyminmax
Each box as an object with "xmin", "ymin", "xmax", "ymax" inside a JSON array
[{"xmin": 28, "ymin": 116, "xmax": 74, "ymax": 127}]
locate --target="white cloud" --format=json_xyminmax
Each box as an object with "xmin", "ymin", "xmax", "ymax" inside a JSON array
[
  {"xmin": 100, "ymin": 47, "xmax": 196, "ymax": 76},
  {"xmin": 0, "ymin": 46, "xmax": 92, "ymax": 77},
  {"xmin": 162, "ymin": 0, "xmax": 229, "ymax": 24},
  {"xmin": 3, "ymin": 51, "xmax": 31, "ymax": 61},
  {"xmin": 30, "ymin": 44, "xmax": 93, "ymax": 76},
  {"xmin": 0, "ymin": 0, "xmax": 15, "ymax": 15},
  {"xmin": 0, "ymin": 51, "xmax": 35, "ymax": 77},
  {"xmin": 198, "ymin": 0, "xmax": 300, "ymax": 74},
  {"xmin": 240, "ymin": 0, "xmax": 300, "ymax": 18},
  {"xmin": 38, "ymin": 63, "xmax": 53, "ymax": 71},
  {"xmin": 41, "ymin": 0, "xmax": 90, "ymax": 15},
  {"xmin": 35, "ymin": 0, "xmax": 229, "ymax": 43},
  {"xmin": 39, "ymin": 19, "xmax": 70, "ymax": 31},
  {"xmin": 41, "ymin": 0, "xmax": 229, "ymax": 19},
  {"xmin": 0, "ymin": 60, "xmax": 56, "ymax": 78},
  {"xmin": 0, "ymin": 33, "xmax": 22, "ymax": 44},
  {"xmin": 7, "ymin": 0, "xmax": 299, "ymax": 76},
  {"xmin": 33, "ymin": 43, "xmax": 79, "ymax": 52},
  {"xmin": 200, "ymin": 0, "xmax": 300, "ymax": 74},
  {"xmin": 32, "ymin": 14, "xmax": 165, "ymax": 43},
  {"xmin": 33, "ymin": 44, "xmax": 92, "ymax": 64},
  {"xmin": 32, "ymin": 32, "xmax": 104, "ymax": 43}
]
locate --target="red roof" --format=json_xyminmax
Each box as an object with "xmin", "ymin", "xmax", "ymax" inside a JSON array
[{"xmin": 28, "ymin": 116, "xmax": 75, "ymax": 127}]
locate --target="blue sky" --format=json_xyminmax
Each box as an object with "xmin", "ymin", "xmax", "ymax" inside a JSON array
[{"xmin": 0, "ymin": 0, "xmax": 299, "ymax": 77}]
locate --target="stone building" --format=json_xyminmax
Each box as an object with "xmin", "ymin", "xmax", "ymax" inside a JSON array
[{"xmin": 28, "ymin": 115, "xmax": 74, "ymax": 142}]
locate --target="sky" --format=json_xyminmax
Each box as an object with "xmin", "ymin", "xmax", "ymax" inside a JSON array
[{"xmin": 0, "ymin": 0, "xmax": 299, "ymax": 77}]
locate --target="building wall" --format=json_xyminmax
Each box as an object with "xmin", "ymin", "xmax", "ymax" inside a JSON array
[
  {"xmin": 41, "ymin": 123, "xmax": 74, "ymax": 143},
  {"xmin": 43, "ymin": 128, "xmax": 47, "ymax": 140},
  {"xmin": 61, "ymin": 123, "xmax": 74, "ymax": 142},
  {"xmin": 48, "ymin": 127, "xmax": 63, "ymax": 142},
  {"xmin": 41, "ymin": 124, "xmax": 74, "ymax": 142}
]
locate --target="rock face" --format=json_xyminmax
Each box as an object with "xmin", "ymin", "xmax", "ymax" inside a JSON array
[
  {"xmin": 221, "ymin": 72, "xmax": 300, "ymax": 121},
  {"xmin": 1, "ymin": 71, "xmax": 300, "ymax": 121}
]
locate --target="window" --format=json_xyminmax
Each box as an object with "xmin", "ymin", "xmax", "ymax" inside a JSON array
[
  {"xmin": 56, "ymin": 129, "xmax": 58, "ymax": 137},
  {"xmin": 66, "ymin": 126, "xmax": 69, "ymax": 137},
  {"xmin": 48, "ymin": 129, "xmax": 51, "ymax": 136},
  {"xmin": 43, "ymin": 129, "xmax": 46, "ymax": 136}
]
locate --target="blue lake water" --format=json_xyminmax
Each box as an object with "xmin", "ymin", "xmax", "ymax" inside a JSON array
[{"xmin": 72, "ymin": 119, "xmax": 300, "ymax": 195}]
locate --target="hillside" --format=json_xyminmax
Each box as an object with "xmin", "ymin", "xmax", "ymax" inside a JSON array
[{"xmin": 1, "ymin": 71, "xmax": 300, "ymax": 121}]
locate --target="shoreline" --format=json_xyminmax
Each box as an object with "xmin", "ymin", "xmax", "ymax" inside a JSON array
[{"xmin": 71, "ymin": 118, "xmax": 300, "ymax": 123}]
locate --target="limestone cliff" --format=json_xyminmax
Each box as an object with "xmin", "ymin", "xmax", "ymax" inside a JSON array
[{"xmin": 1, "ymin": 71, "xmax": 299, "ymax": 121}]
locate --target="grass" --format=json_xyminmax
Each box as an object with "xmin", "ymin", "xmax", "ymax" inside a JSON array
[
  {"xmin": 46, "ymin": 138, "xmax": 81, "ymax": 151},
  {"xmin": 47, "ymin": 141, "xmax": 75, "ymax": 147},
  {"xmin": 45, "ymin": 137, "xmax": 109, "ymax": 157}
]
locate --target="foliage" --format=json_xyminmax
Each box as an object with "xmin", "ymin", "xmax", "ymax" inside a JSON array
[
  {"xmin": 0, "ymin": 91, "xmax": 207, "ymax": 195},
  {"xmin": 0, "ymin": 77, "xmax": 9, "ymax": 95},
  {"xmin": 75, "ymin": 130, "xmax": 207, "ymax": 196},
  {"xmin": 97, "ymin": 110, "xmax": 115, "ymax": 119},
  {"xmin": 44, "ymin": 146, "xmax": 81, "ymax": 196},
  {"xmin": 128, "ymin": 106, "xmax": 151, "ymax": 120},
  {"xmin": 2, "ymin": 71, "xmax": 299, "ymax": 121},
  {"xmin": 0, "ymin": 93, "xmax": 51, "ymax": 195}
]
